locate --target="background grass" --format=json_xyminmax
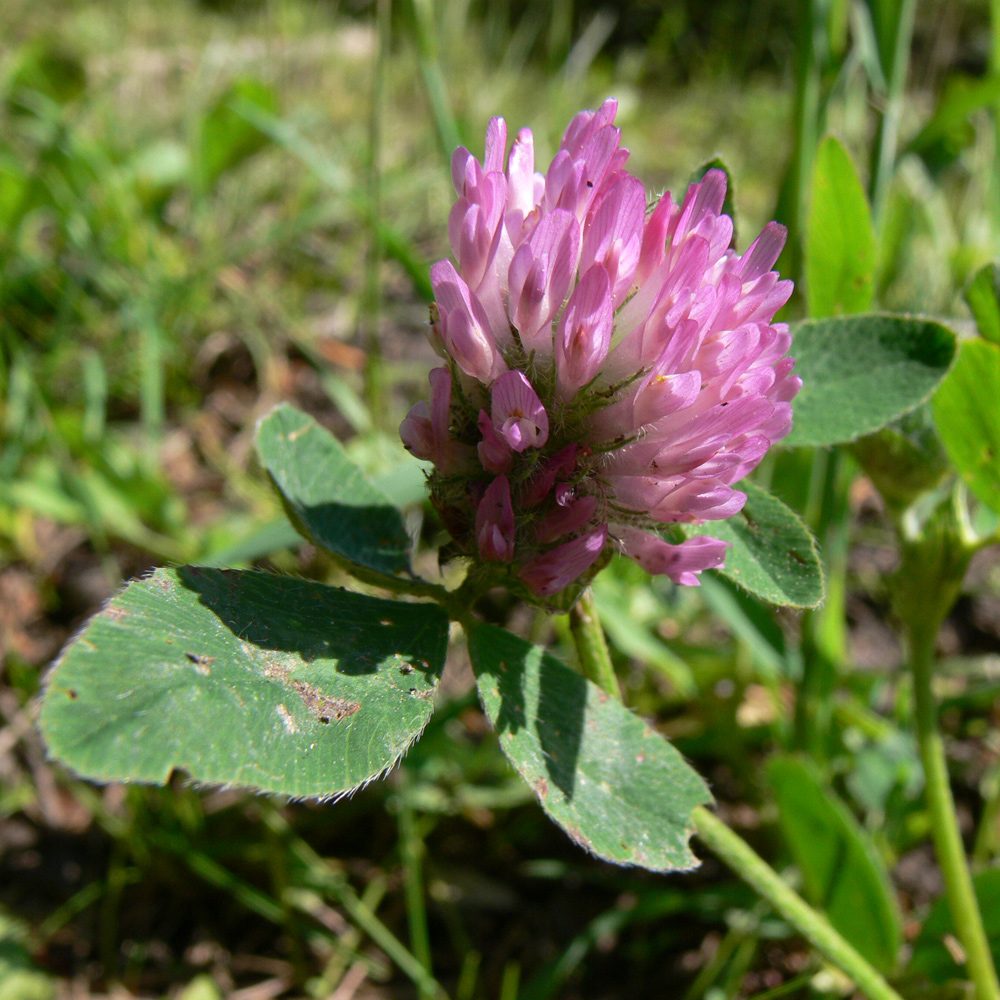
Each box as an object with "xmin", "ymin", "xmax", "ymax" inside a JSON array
[{"xmin": 2, "ymin": 0, "xmax": 1000, "ymax": 997}]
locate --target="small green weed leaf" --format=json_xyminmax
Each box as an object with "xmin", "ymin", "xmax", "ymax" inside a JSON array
[
  {"xmin": 257, "ymin": 404, "xmax": 410, "ymax": 575},
  {"xmin": 0, "ymin": 156, "xmax": 30, "ymax": 234},
  {"xmin": 964, "ymin": 262, "xmax": 1000, "ymax": 345},
  {"xmin": 785, "ymin": 314, "xmax": 957, "ymax": 447},
  {"xmin": 468, "ymin": 624, "xmax": 712, "ymax": 872},
  {"xmin": 194, "ymin": 78, "xmax": 277, "ymax": 194},
  {"xmin": 4, "ymin": 42, "xmax": 86, "ymax": 112},
  {"xmin": 932, "ymin": 338, "xmax": 1000, "ymax": 514},
  {"xmin": 850, "ymin": 406, "xmax": 951, "ymax": 510},
  {"xmin": 0, "ymin": 911, "xmax": 55, "ymax": 1000},
  {"xmin": 680, "ymin": 481, "xmax": 823, "ymax": 609},
  {"xmin": 807, "ymin": 136, "xmax": 875, "ymax": 317},
  {"xmin": 909, "ymin": 868, "xmax": 1000, "ymax": 984},
  {"xmin": 906, "ymin": 75, "xmax": 1000, "ymax": 175},
  {"xmin": 768, "ymin": 756, "xmax": 902, "ymax": 972},
  {"xmin": 40, "ymin": 568, "xmax": 448, "ymax": 797},
  {"xmin": 130, "ymin": 140, "xmax": 189, "ymax": 211}
]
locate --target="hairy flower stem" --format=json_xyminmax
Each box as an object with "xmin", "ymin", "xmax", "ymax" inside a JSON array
[
  {"xmin": 908, "ymin": 619, "xmax": 1000, "ymax": 1000},
  {"xmin": 567, "ymin": 603, "xmax": 905, "ymax": 1000},
  {"xmin": 568, "ymin": 590, "xmax": 618, "ymax": 696},
  {"xmin": 690, "ymin": 807, "xmax": 904, "ymax": 1000}
]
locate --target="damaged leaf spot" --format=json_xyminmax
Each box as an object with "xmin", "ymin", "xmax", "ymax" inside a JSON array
[
  {"xmin": 262, "ymin": 663, "xmax": 359, "ymax": 723},
  {"xmin": 185, "ymin": 652, "xmax": 215, "ymax": 676}
]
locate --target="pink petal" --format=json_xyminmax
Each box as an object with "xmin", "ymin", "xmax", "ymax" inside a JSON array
[
  {"xmin": 475, "ymin": 475, "xmax": 516, "ymax": 562},
  {"xmin": 399, "ymin": 401, "xmax": 434, "ymax": 460},
  {"xmin": 477, "ymin": 409, "xmax": 513, "ymax": 474},
  {"xmin": 619, "ymin": 528, "xmax": 729, "ymax": 586},
  {"xmin": 507, "ymin": 127, "xmax": 538, "ymax": 222},
  {"xmin": 428, "ymin": 367, "xmax": 452, "ymax": 441},
  {"xmin": 535, "ymin": 494, "xmax": 599, "ymax": 544},
  {"xmin": 483, "ymin": 117, "xmax": 508, "ymax": 174},
  {"xmin": 560, "ymin": 98, "xmax": 618, "ymax": 156},
  {"xmin": 579, "ymin": 175, "xmax": 646, "ymax": 306},
  {"xmin": 431, "ymin": 260, "xmax": 506, "ymax": 383},
  {"xmin": 555, "ymin": 264, "xmax": 613, "ymax": 393},
  {"xmin": 737, "ymin": 221, "xmax": 787, "ymax": 281},
  {"xmin": 521, "ymin": 444, "xmax": 579, "ymax": 506},
  {"xmin": 491, "ymin": 370, "xmax": 549, "ymax": 452},
  {"xmin": 507, "ymin": 208, "xmax": 580, "ymax": 351},
  {"xmin": 519, "ymin": 525, "xmax": 608, "ymax": 596},
  {"xmin": 635, "ymin": 192, "xmax": 675, "ymax": 287}
]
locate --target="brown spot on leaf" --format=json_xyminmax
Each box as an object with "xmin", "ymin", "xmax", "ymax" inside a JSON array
[
  {"xmin": 262, "ymin": 663, "xmax": 359, "ymax": 722},
  {"xmin": 104, "ymin": 606, "xmax": 128, "ymax": 622},
  {"xmin": 535, "ymin": 778, "xmax": 549, "ymax": 799}
]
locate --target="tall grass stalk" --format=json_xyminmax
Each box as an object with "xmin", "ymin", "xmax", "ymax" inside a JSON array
[{"xmin": 363, "ymin": 0, "xmax": 391, "ymax": 428}]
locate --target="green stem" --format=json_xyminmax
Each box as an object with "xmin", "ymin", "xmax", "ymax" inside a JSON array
[
  {"xmin": 568, "ymin": 589, "xmax": 618, "ymax": 696},
  {"xmin": 568, "ymin": 600, "xmax": 906, "ymax": 1000},
  {"xmin": 908, "ymin": 620, "xmax": 1000, "ymax": 1000},
  {"xmin": 973, "ymin": 760, "xmax": 1000, "ymax": 869},
  {"xmin": 990, "ymin": 0, "xmax": 1000, "ymax": 223},
  {"xmin": 691, "ymin": 807, "xmax": 904, "ymax": 1000}
]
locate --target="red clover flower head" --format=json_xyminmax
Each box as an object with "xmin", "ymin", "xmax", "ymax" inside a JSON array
[{"xmin": 401, "ymin": 99, "xmax": 800, "ymax": 606}]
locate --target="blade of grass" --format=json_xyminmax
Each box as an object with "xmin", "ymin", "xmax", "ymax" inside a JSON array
[
  {"xmin": 407, "ymin": 0, "xmax": 462, "ymax": 164},
  {"xmin": 261, "ymin": 809, "xmax": 449, "ymax": 999},
  {"xmin": 363, "ymin": 0, "xmax": 390, "ymax": 429},
  {"xmin": 230, "ymin": 98, "xmax": 433, "ymax": 301},
  {"xmin": 396, "ymin": 772, "xmax": 434, "ymax": 997}
]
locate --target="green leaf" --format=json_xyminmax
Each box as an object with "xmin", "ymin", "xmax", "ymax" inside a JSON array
[
  {"xmin": 257, "ymin": 404, "xmax": 410, "ymax": 576},
  {"xmin": 909, "ymin": 868, "xmax": 1000, "ymax": 984},
  {"xmin": 806, "ymin": 136, "xmax": 875, "ymax": 318},
  {"xmin": 768, "ymin": 756, "xmax": 902, "ymax": 972},
  {"xmin": 964, "ymin": 262, "xmax": 1000, "ymax": 345},
  {"xmin": 40, "ymin": 568, "xmax": 448, "ymax": 798},
  {"xmin": 932, "ymin": 338, "xmax": 1000, "ymax": 515},
  {"xmin": 194, "ymin": 78, "xmax": 277, "ymax": 194},
  {"xmin": 786, "ymin": 314, "xmax": 957, "ymax": 447},
  {"xmin": 679, "ymin": 481, "xmax": 823, "ymax": 609},
  {"xmin": 467, "ymin": 624, "xmax": 712, "ymax": 872}
]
